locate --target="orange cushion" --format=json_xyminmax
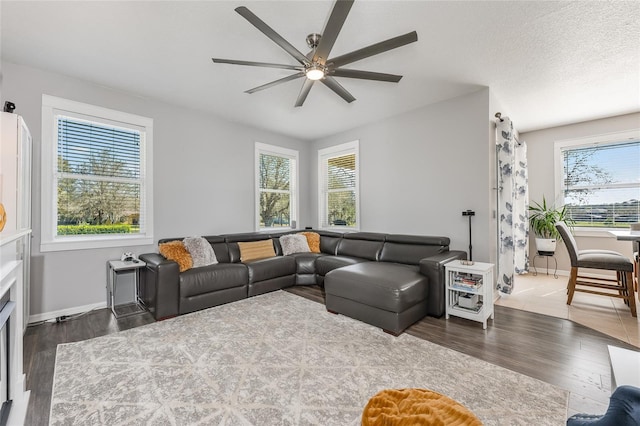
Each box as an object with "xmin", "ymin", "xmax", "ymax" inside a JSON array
[
  {"xmin": 300, "ymin": 231, "xmax": 321, "ymax": 253},
  {"xmin": 158, "ymin": 241, "xmax": 193, "ymax": 272},
  {"xmin": 238, "ymin": 240, "xmax": 276, "ymax": 262},
  {"xmin": 362, "ymin": 388, "xmax": 482, "ymax": 426}
]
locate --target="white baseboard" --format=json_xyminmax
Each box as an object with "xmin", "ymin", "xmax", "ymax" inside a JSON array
[{"xmin": 29, "ymin": 301, "xmax": 107, "ymax": 324}]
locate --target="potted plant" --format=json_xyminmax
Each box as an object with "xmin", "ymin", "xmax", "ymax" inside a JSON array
[{"xmin": 529, "ymin": 197, "xmax": 574, "ymax": 255}]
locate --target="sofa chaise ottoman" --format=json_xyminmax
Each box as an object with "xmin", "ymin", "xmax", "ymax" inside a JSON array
[{"xmin": 325, "ymin": 262, "xmax": 430, "ymax": 335}]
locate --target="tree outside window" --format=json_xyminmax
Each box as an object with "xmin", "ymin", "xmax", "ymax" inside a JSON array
[
  {"xmin": 41, "ymin": 95, "xmax": 153, "ymax": 252},
  {"xmin": 256, "ymin": 143, "xmax": 298, "ymax": 230},
  {"xmin": 559, "ymin": 137, "xmax": 640, "ymax": 228},
  {"xmin": 56, "ymin": 118, "xmax": 143, "ymax": 236}
]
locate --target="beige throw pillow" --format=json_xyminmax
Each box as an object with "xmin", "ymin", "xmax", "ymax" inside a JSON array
[{"xmin": 238, "ymin": 240, "xmax": 276, "ymax": 262}]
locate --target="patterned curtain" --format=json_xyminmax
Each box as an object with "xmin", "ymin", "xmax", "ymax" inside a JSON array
[{"xmin": 496, "ymin": 117, "xmax": 529, "ymax": 294}]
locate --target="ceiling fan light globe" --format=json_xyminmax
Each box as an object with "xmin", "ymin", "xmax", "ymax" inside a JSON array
[{"xmin": 306, "ymin": 68, "xmax": 325, "ymax": 80}]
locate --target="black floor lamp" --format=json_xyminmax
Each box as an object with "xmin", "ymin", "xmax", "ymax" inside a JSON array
[{"xmin": 462, "ymin": 210, "xmax": 475, "ymax": 261}]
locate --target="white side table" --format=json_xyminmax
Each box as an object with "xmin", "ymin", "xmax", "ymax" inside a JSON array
[
  {"xmin": 445, "ymin": 260, "xmax": 495, "ymax": 329},
  {"xmin": 106, "ymin": 260, "xmax": 146, "ymax": 318}
]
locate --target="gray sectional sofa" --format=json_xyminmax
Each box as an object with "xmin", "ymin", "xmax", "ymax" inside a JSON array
[{"xmin": 139, "ymin": 230, "xmax": 466, "ymax": 334}]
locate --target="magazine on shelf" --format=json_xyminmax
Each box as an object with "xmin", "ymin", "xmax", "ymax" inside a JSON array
[
  {"xmin": 453, "ymin": 273, "xmax": 482, "ymax": 285},
  {"xmin": 451, "ymin": 281, "xmax": 483, "ymax": 291}
]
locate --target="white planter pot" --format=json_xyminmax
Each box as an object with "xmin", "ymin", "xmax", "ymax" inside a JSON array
[{"xmin": 535, "ymin": 238, "xmax": 557, "ymax": 255}]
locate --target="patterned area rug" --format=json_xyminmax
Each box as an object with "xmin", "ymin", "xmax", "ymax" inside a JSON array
[{"xmin": 50, "ymin": 291, "xmax": 569, "ymax": 425}]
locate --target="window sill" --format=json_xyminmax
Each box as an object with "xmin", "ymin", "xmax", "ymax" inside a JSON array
[{"xmin": 40, "ymin": 235, "xmax": 154, "ymax": 252}]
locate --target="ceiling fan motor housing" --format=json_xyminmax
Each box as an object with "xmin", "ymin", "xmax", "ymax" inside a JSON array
[{"xmin": 306, "ymin": 33, "xmax": 322, "ymax": 50}]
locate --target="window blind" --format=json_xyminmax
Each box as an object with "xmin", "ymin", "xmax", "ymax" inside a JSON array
[
  {"xmin": 56, "ymin": 116, "xmax": 144, "ymax": 235},
  {"xmin": 322, "ymin": 152, "xmax": 357, "ymax": 227},
  {"xmin": 57, "ymin": 118, "xmax": 140, "ymax": 178},
  {"xmin": 561, "ymin": 140, "xmax": 640, "ymax": 226}
]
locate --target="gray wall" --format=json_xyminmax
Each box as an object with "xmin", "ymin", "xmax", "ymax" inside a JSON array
[
  {"xmin": 1, "ymin": 61, "xmax": 309, "ymax": 318},
  {"xmin": 523, "ymin": 112, "xmax": 640, "ymax": 273},
  {"xmin": 3, "ymin": 60, "xmax": 502, "ymax": 318},
  {"xmin": 310, "ymin": 89, "xmax": 494, "ymax": 261}
]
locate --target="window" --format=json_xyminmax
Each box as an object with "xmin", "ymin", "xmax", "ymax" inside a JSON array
[
  {"xmin": 255, "ymin": 143, "xmax": 298, "ymax": 230},
  {"xmin": 555, "ymin": 130, "xmax": 640, "ymax": 229},
  {"xmin": 41, "ymin": 95, "xmax": 153, "ymax": 251},
  {"xmin": 318, "ymin": 141, "xmax": 359, "ymax": 229}
]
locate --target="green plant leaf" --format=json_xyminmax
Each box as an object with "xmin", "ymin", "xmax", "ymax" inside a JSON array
[{"xmin": 528, "ymin": 196, "xmax": 575, "ymax": 240}]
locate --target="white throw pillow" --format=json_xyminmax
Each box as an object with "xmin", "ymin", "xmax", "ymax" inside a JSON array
[
  {"xmin": 279, "ymin": 234, "xmax": 311, "ymax": 256},
  {"xmin": 183, "ymin": 236, "xmax": 218, "ymax": 267}
]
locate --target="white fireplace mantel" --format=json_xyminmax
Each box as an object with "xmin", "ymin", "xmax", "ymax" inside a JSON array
[{"xmin": 0, "ymin": 253, "xmax": 30, "ymax": 425}]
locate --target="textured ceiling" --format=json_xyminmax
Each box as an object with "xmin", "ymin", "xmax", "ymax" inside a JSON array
[{"xmin": 2, "ymin": 1, "xmax": 639, "ymax": 140}]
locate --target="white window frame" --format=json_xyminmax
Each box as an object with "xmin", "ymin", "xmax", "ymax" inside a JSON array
[
  {"xmin": 41, "ymin": 95, "xmax": 154, "ymax": 252},
  {"xmin": 254, "ymin": 142, "xmax": 299, "ymax": 231},
  {"xmin": 318, "ymin": 140, "xmax": 360, "ymax": 230},
  {"xmin": 554, "ymin": 129, "xmax": 640, "ymax": 236}
]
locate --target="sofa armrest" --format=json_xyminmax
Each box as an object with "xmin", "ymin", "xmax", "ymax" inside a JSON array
[
  {"xmin": 419, "ymin": 250, "xmax": 467, "ymax": 317},
  {"xmin": 139, "ymin": 253, "xmax": 180, "ymax": 320}
]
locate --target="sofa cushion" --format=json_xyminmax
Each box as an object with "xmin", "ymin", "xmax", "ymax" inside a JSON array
[
  {"xmin": 183, "ymin": 236, "xmax": 218, "ymax": 267},
  {"xmin": 325, "ymin": 262, "xmax": 428, "ymax": 312},
  {"xmin": 180, "ymin": 263, "xmax": 248, "ymax": 297},
  {"xmin": 315, "ymin": 255, "xmax": 368, "ymax": 276},
  {"xmin": 246, "ymin": 256, "xmax": 297, "ymax": 283},
  {"xmin": 238, "ymin": 240, "xmax": 276, "ymax": 262},
  {"xmin": 337, "ymin": 233, "xmax": 385, "ymax": 261},
  {"xmin": 203, "ymin": 236, "xmax": 231, "ymax": 263},
  {"xmin": 280, "ymin": 234, "xmax": 311, "ymax": 256},
  {"xmin": 289, "ymin": 252, "xmax": 326, "ymax": 274},
  {"xmin": 316, "ymin": 230, "xmax": 343, "ymax": 255},
  {"xmin": 159, "ymin": 241, "xmax": 193, "ymax": 272},
  {"xmin": 379, "ymin": 235, "xmax": 449, "ymax": 265}
]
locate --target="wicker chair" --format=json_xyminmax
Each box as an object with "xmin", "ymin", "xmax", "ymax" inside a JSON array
[{"xmin": 555, "ymin": 222, "xmax": 636, "ymax": 317}]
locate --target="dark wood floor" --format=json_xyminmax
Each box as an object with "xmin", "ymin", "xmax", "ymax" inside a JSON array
[
  {"xmin": 25, "ymin": 286, "xmax": 637, "ymax": 425},
  {"xmin": 24, "ymin": 309, "xmax": 156, "ymax": 425}
]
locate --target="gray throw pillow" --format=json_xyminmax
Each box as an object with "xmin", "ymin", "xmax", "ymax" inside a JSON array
[
  {"xmin": 279, "ymin": 234, "xmax": 311, "ymax": 256},
  {"xmin": 183, "ymin": 236, "xmax": 218, "ymax": 267}
]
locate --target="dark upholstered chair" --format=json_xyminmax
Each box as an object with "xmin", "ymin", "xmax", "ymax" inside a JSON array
[
  {"xmin": 555, "ymin": 222, "xmax": 636, "ymax": 317},
  {"xmin": 566, "ymin": 385, "xmax": 640, "ymax": 425},
  {"xmin": 634, "ymin": 240, "xmax": 639, "ymax": 292}
]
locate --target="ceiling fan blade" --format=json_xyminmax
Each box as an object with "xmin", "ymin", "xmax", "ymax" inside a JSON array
[
  {"xmin": 212, "ymin": 58, "xmax": 304, "ymax": 71},
  {"xmin": 313, "ymin": 0, "xmax": 354, "ymax": 64},
  {"xmin": 235, "ymin": 6, "xmax": 309, "ymax": 65},
  {"xmin": 331, "ymin": 69, "xmax": 403, "ymax": 82},
  {"xmin": 328, "ymin": 31, "xmax": 418, "ymax": 68},
  {"xmin": 295, "ymin": 79, "xmax": 315, "ymax": 107},
  {"xmin": 321, "ymin": 76, "xmax": 356, "ymax": 103},
  {"xmin": 245, "ymin": 72, "xmax": 305, "ymax": 94}
]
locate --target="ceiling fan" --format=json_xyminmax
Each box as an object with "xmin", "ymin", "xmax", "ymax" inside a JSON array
[{"xmin": 212, "ymin": 0, "xmax": 418, "ymax": 107}]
